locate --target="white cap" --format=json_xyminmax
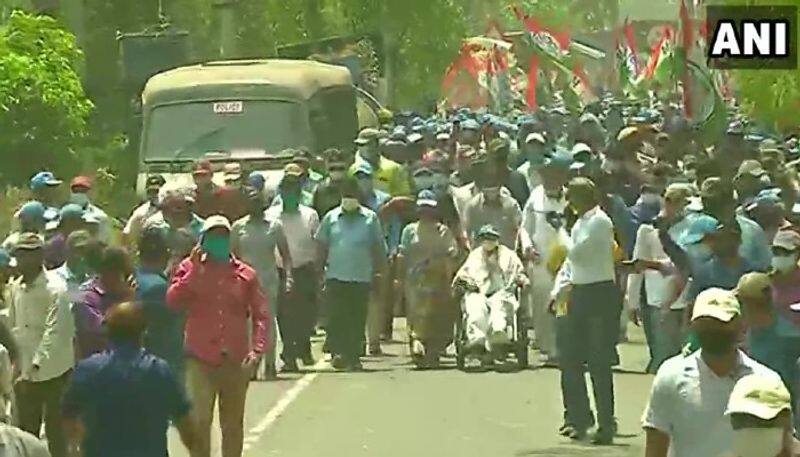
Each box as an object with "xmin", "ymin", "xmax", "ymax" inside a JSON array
[
  {"xmin": 525, "ymin": 133, "xmax": 546, "ymax": 145},
  {"xmin": 571, "ymin": 142, "xmax": 592, "ymax": 155},
  {"xmin": 201, "ymin": 215, "xmax": 231, "ymax": 233},
  {"xmin": 726, "ymin": 374, "xmax": 791, "ymax": 420}
]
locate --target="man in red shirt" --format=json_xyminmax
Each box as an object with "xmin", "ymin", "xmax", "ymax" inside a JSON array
[{"xmin": 167, "ymin": 215, "xmax": 269, "ymax": 457}]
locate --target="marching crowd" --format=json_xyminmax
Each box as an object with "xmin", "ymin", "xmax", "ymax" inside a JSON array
[{"xmin": 0, "ymin": 94, "xmax": 800, "ymax": 456}]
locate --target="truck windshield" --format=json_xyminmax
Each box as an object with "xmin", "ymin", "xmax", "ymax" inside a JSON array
[{"xmin": 142, "ymin": 100, "xmax": 309, "ymax": 161}]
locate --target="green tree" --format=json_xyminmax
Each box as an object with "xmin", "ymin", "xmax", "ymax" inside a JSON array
[
  {"xmin": 332, "ymin": 0, "xmax": 468, "ymax": 109},
  {"xmin": 713, "ymin": 0, "xmax": 800, "ymax": 132},
  {"xmin": 0, "ymin": 11, "xmax": 93, "ymax": 185}
]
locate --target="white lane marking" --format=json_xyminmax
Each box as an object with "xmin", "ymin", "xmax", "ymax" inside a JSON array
[{"xmin": 242, "ymin": 360, "xmax": 326, "ymax": 453}]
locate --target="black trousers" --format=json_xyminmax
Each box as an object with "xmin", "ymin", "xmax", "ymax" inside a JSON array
[
  {"xmin": 15, "ymin": 370, "xmax": 70, "ymax": 457},
  {"xmin": 325, "ymin": 280, "xmax": 371, "ymax": 362},
  {"xmin": 278, "ymin": 264, "xmax": 318, "ymax": 361},
  {"xmin": 559, "ymin": 281, "xmax": 622, "ymax": 431}
]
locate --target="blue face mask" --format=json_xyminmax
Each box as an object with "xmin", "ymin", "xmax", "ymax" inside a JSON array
[{"xmin": 202, "ymin": 234, "xmax": 230, "ymax": 262}]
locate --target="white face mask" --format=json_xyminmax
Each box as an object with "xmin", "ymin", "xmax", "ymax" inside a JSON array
[
  {"xmin": 341, "ymin": 198, "xmax": 360, "ymax": 212},
  {"xmin": 771, "ymin": 254, "xmax": 799, "ymax": 273},
  {"xmin": 69, "ymin": 192, "xmax": 90, "ymax": 207},
  {"xmin": 732, "ymin": 427, "xmax": 784, "ymax": 457}
]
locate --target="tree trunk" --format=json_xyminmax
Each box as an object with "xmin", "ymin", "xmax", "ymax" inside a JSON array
[{"xmin": 304, "ymin": 0, "xmax": 324, "ymax": 39}]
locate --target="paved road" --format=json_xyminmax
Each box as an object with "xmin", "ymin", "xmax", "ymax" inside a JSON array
[{"xmin": 170, "ymin": 322, "xmax": 654, "ymax": 457}]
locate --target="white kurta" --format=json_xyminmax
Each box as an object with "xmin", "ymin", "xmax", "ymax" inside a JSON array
[
  {"xmin": 521, "ymin": 185, "xmax": 569, "ymax": 355},
  {"xmin": 454, "ymin": 245, "xmax": 525, "ymax": 351}
]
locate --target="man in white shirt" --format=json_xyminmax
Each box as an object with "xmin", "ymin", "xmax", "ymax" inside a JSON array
[
  {"xmin": 122, "ymin": 175, "xmax": 165, "ymax": 246},
  {"xmin": 557, "ymin": 177, "xmax": 621, "ymax": 444},
  {"xmin": 520, "ymin": 151, "xmax": 571, "ymax": 363},
  {"xmin": 625, "ymin": 184, "xmax": 694, "ymax": 374},
  {"xmin": 7, "ymin": 233, "xmax": 75, "ymax": 457},
  {"xmin": 643, "ymin": 287, "xmax": 782, "ymax": 457},
  {"xmin": 266, "ymin": 174, "xmax": 321, "ymax": 372}
]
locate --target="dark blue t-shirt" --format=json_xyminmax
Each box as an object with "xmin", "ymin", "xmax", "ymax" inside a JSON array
[
  {"xmin": 136, "ymin": 268, "xmax": 184, "ymax": 374},
  {"xmin": 63, "ymin": 345, "xmax": 190, "ymax": 457}
]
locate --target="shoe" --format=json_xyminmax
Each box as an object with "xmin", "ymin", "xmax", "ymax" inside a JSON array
[
  {"xmin": 281, "ymin": 360, "xmax": 299, "ymax": 373},
  {"xmin": 558, "ymin": 423, "xmax": 572, "ymax": 437},
  {"xmin": 592, "ymin": 429, "xmax": 614, "ymax": 445},
  {"xmin": 348, "ymin": 359, "xmax": 363, "ymax": 371},
  {"xmin": 331, "ymin": 355, "xmax": 347, "ymax": 370},
  {"xmin": 567, "ymin": 426, "xmax": 587, "ymax": 441},
  {"xmin": 369, "ymin": 345, "xmax": 383, "ymax": 356}
]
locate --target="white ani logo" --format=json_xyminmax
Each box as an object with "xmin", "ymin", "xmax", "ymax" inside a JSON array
[{"xmin": 709, "ymin": 20, "xmax": 789, "ymax": 58}]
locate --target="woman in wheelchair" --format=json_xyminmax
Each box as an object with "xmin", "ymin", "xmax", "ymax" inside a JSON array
[{"xmin": 453, "ymin": 224, "xmax": 529, "ymax": 365}]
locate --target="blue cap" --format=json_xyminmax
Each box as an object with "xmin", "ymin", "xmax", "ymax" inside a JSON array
[
  {"xmin": 746, "ymin": 189, "xmax": 783, "ymax": 212},
  {"xmin": 247, "ymin": 172, "xmax": 266, "ymax": 191},
  {"xmin": 59, "ymin": 203, "xmax": 84, "ymax": 220},
  {"xmin": 354, "ymin": 162, "xmax": 374, "ymax": 177},
  {"xmin": 29, "ymin": 171, "xmax": 62, "ymax": 191},
  {"xmin": 0, "ymin": 249, "xmax": 16, "ymax": 268},
  {"xmin": 461, "ymin": 119, "xmax": 481, "ymax": 131},
  {"xmin": 681, "ymin": 214, "xmax": 721, "ymax": 245},
  {"xmin": 476, "ymin": 224, "xmax": 501, "ymax": 240},
  {"xmin": 18, "ymin": 201, "xmax": 46, "ymax": 224},
  {"xmin": 544, "ymin": 148, "xmax": 574, "ymax": 169}
]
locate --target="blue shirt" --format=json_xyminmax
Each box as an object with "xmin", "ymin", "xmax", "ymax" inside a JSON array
[
  {"xmin": 62, "ymin": 344, "xmax": 190, "ymax": 457},
  {"xmin": 363, "ymin": 189, "xmax": 390, "ymax": 213},
  {"xmin": 680, "ymin": 213, "xmax": 771, "ymax": 271},
  {"xmin": 316, "ymin": 206, "xmax": 387, "ymax": 283},
  {"xmin": 607, "ymin": 194, "xmax": 636, "ymax": 257},
  {"xmin": 136, "ymin": 268, "xmax": 184, "ymax": 375},
  {"xmin": 687, "ymin": 255, "xmax": 762, "ymax": 302},
  {"xmin": 747, "ymin": 315, "xmax": 800, "ymax": 389}
]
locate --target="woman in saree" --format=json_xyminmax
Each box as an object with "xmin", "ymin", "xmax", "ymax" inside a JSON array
[{"xmin": 396, "ymin": 190, "xmax": 459, "ymax": 368}]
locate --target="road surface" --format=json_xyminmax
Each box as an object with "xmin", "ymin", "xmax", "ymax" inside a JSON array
[{"xmin": 169, "ymin": 321, "xmax": 654, "ymax": 457}]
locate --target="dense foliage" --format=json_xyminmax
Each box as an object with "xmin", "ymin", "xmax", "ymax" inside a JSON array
[
  {"xmin": 0, "ymin": 11, "xmax": 93, "ymax": 185},
  {"xmin": 713, "ymin": 0, "xmax": 800, "ymax": 133}
]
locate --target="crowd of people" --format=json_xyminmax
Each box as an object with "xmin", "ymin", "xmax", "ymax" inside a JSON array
[{"xmin": 0, "ymin": 92, "xmax": 799, "ymax": 456}]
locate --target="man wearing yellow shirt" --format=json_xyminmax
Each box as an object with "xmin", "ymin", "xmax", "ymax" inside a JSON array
[{"xmin": 352, "ymin": 128, "xmax": 411, "ymax": 197}]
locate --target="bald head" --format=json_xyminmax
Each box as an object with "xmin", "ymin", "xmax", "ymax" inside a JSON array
[{"xmin": 105, "ymin": 302, "xmax": 146, "ymax": 344}]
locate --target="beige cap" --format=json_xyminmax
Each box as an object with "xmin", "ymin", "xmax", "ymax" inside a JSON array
[
  {"xmin": 664, "ymin": 183, "xmax": 694, "ymax": 202},
  {"xmin": 691, "ymin": 288, "xmax": 741, "ymax": 323},
  {"xmin": 726, "ymin": 374, "xmax": 791, "ymax": 420},
  {"xmin": 616, "ymin": 126, "xmax": 640, "ymax": 142},
  {"xmin": 201, "ymin": 215, "xmax": 231, "ymax": 233},
  {"xmin": 773, "ymin": 230, "xmax": 800, "ymax": 251},
  {"xmin": 736, "ymin": 272, "xmax": 772, "ymax": 302},
  {"xmin": 735, "ymin": 160, "xmax": 766, "ymax": 180},
  {"xmin": 223, "ymin": 163, "xmax": 242, "ymax": 181}
]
